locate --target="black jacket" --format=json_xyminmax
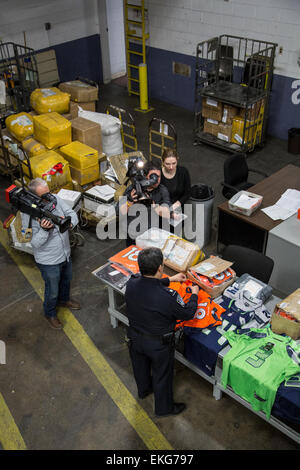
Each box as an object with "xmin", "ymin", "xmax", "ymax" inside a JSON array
[
  {"xmin": 125, "ymin": 275, "xmax": 198, "ymax": 336},
  {"xmin": 123, "ymin": 182, "xmax": 171, "ymax": 206},
  {"xmin": 161, "ymin": 165, "xmax": 191, "ymax": 205}
]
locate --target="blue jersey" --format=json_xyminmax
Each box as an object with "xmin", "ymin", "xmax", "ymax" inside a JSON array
[
  {"xmin": 184, "ymin": 292, "xmax": 271, "ymax": 376},
  {"xmin": 184, "ymin": 316, "xmax": 239, "ymax": 376},
  {"xmin": 272, "ymin": 372, "xmax": 300, "ymax": 425}
]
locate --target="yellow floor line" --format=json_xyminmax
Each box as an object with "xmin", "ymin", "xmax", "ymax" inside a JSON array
[
  {"xmin": 0, "ymin": 392, "xmax": 27, "ymax": 450},
  {"xmin": 0, "ymin": 225, "xmax": 173, "ymax": 450}
]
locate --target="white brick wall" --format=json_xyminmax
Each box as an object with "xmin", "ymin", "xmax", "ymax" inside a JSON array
[
  {"xmin": 148, "ymin": 0, "xmax": 300, "ymax": 79},
  {"xmin": 1, "ymin": 0, "xmax": 299, "ymax": 80},
  {"xmin": 0, "ymin": 0, "xmax": 99, "ymax": 49}
]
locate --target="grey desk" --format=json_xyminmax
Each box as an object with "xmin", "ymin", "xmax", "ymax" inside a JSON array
[{"xmin": 266, "ymin": 213, "xmax": 300, "ymax": 295}]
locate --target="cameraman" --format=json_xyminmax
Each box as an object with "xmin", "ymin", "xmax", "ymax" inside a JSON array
[
  {"xmin": 27, "ymin": 178, "xmax": 80, "ymax": 330},
  {"xmin": 125, "ymin": 247, "xmax": 199, "ymax": 416},
  {"xmin": 119, "ymin": 161, "xmax": 171, "ymax": 246}
]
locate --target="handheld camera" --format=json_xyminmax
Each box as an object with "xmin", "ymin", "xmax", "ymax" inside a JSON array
[
  {"xmin": 5, "ymin": 185, "xmax": 71, "ymax": 233},
  {"xmin": 126, "ymin": 157, "xmax": 159, "ymax": 206}
]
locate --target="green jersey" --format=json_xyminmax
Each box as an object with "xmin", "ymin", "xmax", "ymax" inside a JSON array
[{"xmin": 221, "ymin": 326, "xmax": 300, "ymax": 418}]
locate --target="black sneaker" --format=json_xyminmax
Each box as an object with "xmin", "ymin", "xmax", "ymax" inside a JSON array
[{"xmin": 156, "ymin": 402, "xmax": 186, "ymax": 417}]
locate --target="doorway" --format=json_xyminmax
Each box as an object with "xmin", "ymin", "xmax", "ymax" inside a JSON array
[{"xmin": 106, "ymin": 0, "xmax": 127, "ymax": 86}]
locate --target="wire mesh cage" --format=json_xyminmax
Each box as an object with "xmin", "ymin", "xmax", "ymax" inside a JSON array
[
  {"xmin": 194, "ymin": 35, "xmax": 277, "ymax": 153},
  {"xmin": 0, "ymin": 42, "xmax": 40, "ymax": 124}
]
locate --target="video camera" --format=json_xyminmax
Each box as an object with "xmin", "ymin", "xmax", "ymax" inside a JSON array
[
  {"xmin": 125, "ymin": 157, "xmax": 159, "ymax": 206},
  {"xmin": 5, "ymin": 185, "xmax": 71, "ymax": 233}
]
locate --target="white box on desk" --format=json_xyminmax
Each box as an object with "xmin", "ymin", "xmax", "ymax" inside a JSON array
[
  {"xmin": 57, "ymin": 188, "xmax": 82, "ymax": 209},
  {"xmin": 83, "ymin": 185, "xmax": 116, "ymax": 216}
]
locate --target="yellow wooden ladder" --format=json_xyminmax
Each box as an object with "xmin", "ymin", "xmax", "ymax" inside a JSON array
[{"xmin": 124, "ymin": 0, "xmax": 149, "ymax": 97}]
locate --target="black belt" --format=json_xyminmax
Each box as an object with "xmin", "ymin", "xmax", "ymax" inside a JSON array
[{"xmin": 130, "ymin": 326, "xmax": 174, "ymax": 342}]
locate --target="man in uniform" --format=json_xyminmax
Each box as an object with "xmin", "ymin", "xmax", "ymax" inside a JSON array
[{"xmin": 125, "ymin": 247, "xmax": 199, "ymax": 417}]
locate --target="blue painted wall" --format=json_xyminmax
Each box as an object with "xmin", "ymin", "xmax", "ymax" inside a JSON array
[
  {"xmin": 38, "ymin": 34, "xmax": 103, "ymax": 85},
  {"xmin": 148, "ymin": 47, "xmax": 196, "ymax": 112},
  {"xmin": 38, "ymin": 36, "xmax": 299, "ymax": 141},
  {"xmin": 147, "ymin": 45, "xmax": 300, "ymax": 141},
  {"xmin": 267, "ymin": 75, "xmax": 300, "ymax": 141}
]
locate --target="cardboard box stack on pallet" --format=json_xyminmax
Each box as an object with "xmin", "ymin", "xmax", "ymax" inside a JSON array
[
  {"xmin": 1, "ymin": 81, "xmax": 106, "ymax": 195},
  {"xmin": 202, "ymin": 97, "xmax": 263, "ymax": 146}
]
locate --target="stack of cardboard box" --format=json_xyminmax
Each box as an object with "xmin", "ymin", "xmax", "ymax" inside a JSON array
[
  {"xmin": 202, "ymin": 97, "xmax": 238, "ymax": 143},
  {"xmin": 202, "ymin": 96, "xmax": 264, "ymax": 146},
  {"xmin": 58, "ymin": 80, "xmax": 99, "ymax": 118},
  {"xmin": 231, "ymin": 99, "xmax": 264, "ymax": 145}
]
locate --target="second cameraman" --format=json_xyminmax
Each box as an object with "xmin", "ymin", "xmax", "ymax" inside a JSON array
[{"xmin": 119, "ymin": 161, "xmax": 171, "ymax": 246}]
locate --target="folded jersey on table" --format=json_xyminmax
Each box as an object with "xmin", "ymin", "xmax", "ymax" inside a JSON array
[
  {"xmin": 221, "ymin": 325, "xmax": 300, "ymax": 419},
  {"xmin": 168, "ymin": 280, "xmax": 225, "ymax": 330}
]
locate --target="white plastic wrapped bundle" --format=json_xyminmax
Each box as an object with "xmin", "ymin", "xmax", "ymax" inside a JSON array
[
  {"xmin": 9, "ymin": 213, "xmax": 33, "ymax": 255},
  {"xmin": 136, "ymin": 228, "xmax": 173, "ymax": 250},
  {"xmin": 78, "ymin": 109, "xmax": 123, "ymax": 157}
]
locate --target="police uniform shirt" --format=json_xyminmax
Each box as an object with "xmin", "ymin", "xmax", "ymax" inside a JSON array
[{"xmin": 125, "ymin": 275, "xmax": 198, "ymax": 336}]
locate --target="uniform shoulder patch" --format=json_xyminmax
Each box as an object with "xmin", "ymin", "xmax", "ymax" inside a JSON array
[
  {"xmin": 176, "ymin": 294, "xmax": 186, "ymax": 307},
  {"xmin": 164, "ymin": 287, "xmax": 186, "ymax": 306},
  {"xmin": 164, "ymin": 287, "xmax": 177, "ymax": 296}
]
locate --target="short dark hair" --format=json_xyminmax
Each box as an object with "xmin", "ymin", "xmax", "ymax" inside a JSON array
[
  {"xmin": 138, "ymin": 247, "xmax": 163, "ymax": 276},
  {"xmin": 143, "ymin": 161, "xmax": 161, "ymax": 175}
]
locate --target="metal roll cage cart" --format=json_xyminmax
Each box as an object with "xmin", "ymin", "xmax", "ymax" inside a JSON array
[
  {"xmin": 194, "ymin": 35, "xmax": 277, "ymax": 153},
  {"xmin": 0, "ymin": 42, "xmax": 40, "ymax": 122},
  {"xmin": 0, "ymin": 41, "xmax": 40, "ymax": 179},
  {"xmin": 149, "ymin": 117, "xmax": 177, "ymax": 161}
]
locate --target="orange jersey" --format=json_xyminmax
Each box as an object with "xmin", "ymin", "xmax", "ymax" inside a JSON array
[
  {"xmin": 109, "ymin": 245, "xmax": 141, "ymax": 274},
  {"xmin": 189, "ymin": 267, "xmax": 235, "ymax": 288},
  {"xmin": 276, "ymin": 309, "xmax": 297, "ymax": 322},
  {"xmin": 169, "ymin": 280, "xmax": 225, "ymax": 330}
]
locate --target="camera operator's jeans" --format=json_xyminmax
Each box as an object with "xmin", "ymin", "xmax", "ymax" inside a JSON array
[{"xmin": 36, "ymin": 259, "xmax": 72, "ymax": 318}]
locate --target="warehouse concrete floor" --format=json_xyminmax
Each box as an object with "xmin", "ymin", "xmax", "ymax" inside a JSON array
[{"xmin": 0, "ymin": 80, "xmax": 299, "ymax": 451}]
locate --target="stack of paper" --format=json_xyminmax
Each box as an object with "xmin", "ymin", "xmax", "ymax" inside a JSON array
[
  {"xmin": 262, "ymin": 188, "xmax": 300, "ymax": 221},
  {"xmin": 104, "ymin": 166, "xmax": 118, "ymax": 183},
  {"xmin": 233, "ymin": 193, "xmax": 259, "ymax": 210},
  {"xmin": 86, "ymin": 184, "xmax": 115, "ymax": 202}
]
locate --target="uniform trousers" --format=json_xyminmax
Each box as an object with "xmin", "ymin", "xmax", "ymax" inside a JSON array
[{"xmin": 128, "ymin": 328, "xmax": 175, "ymax": 415}]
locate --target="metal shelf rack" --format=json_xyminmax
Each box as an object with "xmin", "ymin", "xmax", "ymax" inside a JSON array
[{"xmin": 194, "ymin": 35, "xmax": 277, "ymax": 153}]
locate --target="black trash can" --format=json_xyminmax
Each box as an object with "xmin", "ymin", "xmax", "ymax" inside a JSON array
[
  {"xmin": 288, "ymin": 128, "xmax": 300, "ymax": 154},
  {"xmin": 185, "ymin": 183, "xmax": 214, "ymax": 247}
]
